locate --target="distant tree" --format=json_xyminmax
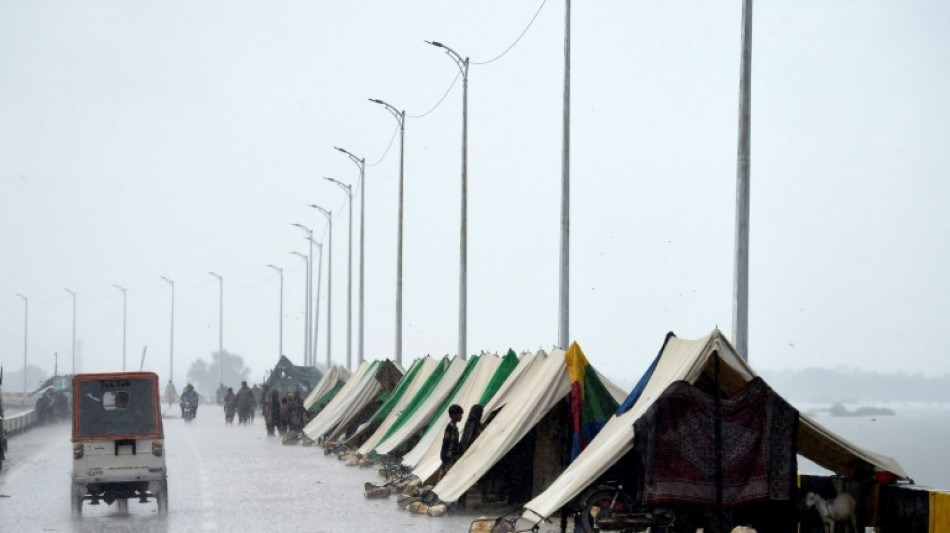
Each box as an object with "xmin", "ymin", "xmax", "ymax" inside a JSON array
[
  {"xmin": 186, "ymin": 359, "xmax": 211, "ymax": 395},
  {"xmin": 186, "ymin": 350, "xmax": 251, "ymax": 396}
]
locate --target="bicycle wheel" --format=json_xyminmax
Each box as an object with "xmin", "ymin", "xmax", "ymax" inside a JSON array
[{"xmin": 578, "ymin": 485, "xmax": 636, "ymax": 533}]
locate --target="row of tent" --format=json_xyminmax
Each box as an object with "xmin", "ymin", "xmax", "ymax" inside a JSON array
[{"xmin": 292, "ymin": 328, "xmax": 910, "ymax": 528}]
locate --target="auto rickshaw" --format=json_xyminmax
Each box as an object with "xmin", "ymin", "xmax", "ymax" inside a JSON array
[{"xmin": 70, "ymin": 371, "xmax": 167, "ymax": 516}]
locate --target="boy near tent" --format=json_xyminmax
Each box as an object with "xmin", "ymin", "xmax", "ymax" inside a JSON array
[{"xmin": 424, "ymin": 404, "xmax": 464, "ymax": 486}]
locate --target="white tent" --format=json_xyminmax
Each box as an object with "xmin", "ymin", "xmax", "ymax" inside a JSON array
[
  {"xmin": 351, "ymin": 356, "xmax": 443, "ymax": 454},
  {"xmin": 373, "ymin": 356, "xmax": 468, "ymax": 455},
  {"xmin": 302, "ymin": 361, "xmax": 376, "ymax": 440},
  {"xmin": 402, "ymin": 353, "xmax": 504, "ymax": 481},
  {"xmin": 520, "ymin": 329, "xmax": 909, "ymax": 525},
  {"xmin": 431, "ymin": 348, "xmax": 627, "ymax": 503},
  {"xmin": 303, "ymin": 365, "xmax": 351, "ymax": 411},
  {"xmin": 323, "ymin": 360, "xmax": 402, "ymax": 442}
]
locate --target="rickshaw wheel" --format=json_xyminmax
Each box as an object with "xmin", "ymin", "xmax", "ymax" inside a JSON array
[
  {"xmin": 71, "ymin": 484, "xmax": 84, "ymax": 517},
  {"xmin": 156, "ymin": 479, "xmax": 169, "ymax": 514}
]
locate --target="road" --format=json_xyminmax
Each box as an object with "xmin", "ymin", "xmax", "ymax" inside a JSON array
[{"xmin": 0, "ymin": 407, "xmax": 560, "ymax": 532}]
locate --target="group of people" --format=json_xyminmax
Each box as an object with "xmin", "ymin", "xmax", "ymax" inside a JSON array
[
  {"xmin": 164, "ymin": 380, "xmax": 258, "ymax": 424},
  {"xmin": 424, "ymin": 403, "xmax": 484, "ymax": 486},
  {"xmin": 162, "ymin": 379, "xmax": 316, "ymax": 433},
  {"xmin": 261, "ymin": 387, "xmax": 309, "ymax": 437},
  {"xmin": 222, "ymin": 381, "xmax": 256, "ymax": 424}
]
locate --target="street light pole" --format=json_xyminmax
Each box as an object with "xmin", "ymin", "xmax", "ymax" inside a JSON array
[
  {"xmin": 209, "ymin": 272, "xmax": 223, "ymax": 389},
  {"xmin": 292, "ymin": 223, "xmax": 314, "ymax": 365},
  {"xmin": 291, "ymin": 251, "xmax": 309, "ymax": 366},
  {"xmin": 733, "ymin": 0, "xmax": 753, "ymax": 361},
  {"xmin": 112, "ymin": 285, "xmax": 127, "ymax": 371},
  {"xmin": 324, "ymin": 176, "xmax": 353, "ymax": 370},
  {"xmin": 307, "ymin": 237, "xmax": 324, "ymax": 369},
  {"xmin": 160, "ymin": 277, "xmax": 175, "ymax": 384},
  {"xmin": 369, "ymin": 98, "xmax": 406, "ymax": 366},
  {"xmin": 311, "ymin": 204, "xmax": 333, "ymax": 368},
  {"xmin": 15, "ymin": 293, "xmax": 27, "ymax": 396},
  {"xmin": 64, "ymin": 289, "xmax": 76, "ymax": 374},
  {"xmin": 427, "ymin": 40, "xmax": 469, "ymax": 360},
  {"xmin": 334, "ymin": 147, "xmax": 365, "ymax": 366},
  {"xmin": 558, "ymin": 0, "xmax": 572, "ymax": 350},
  {"xmin": 266, "ymin": 265, "xmax": 284, "ymax": 358}
]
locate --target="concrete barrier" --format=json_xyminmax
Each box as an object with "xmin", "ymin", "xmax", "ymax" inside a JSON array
[{"xmin": 2, "ymin": 409, "xmax": 38, "ymax": 436}]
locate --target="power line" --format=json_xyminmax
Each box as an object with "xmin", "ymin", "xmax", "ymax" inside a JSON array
[{"xmin": 472, "ymin": 0, "xmax": 549, "ymax": 65}]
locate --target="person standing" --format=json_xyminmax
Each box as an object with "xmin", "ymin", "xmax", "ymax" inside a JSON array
[
  {"xmin": 235, "ymin": 381, "xmax": 253, "ymax": 424},
  {"xmin": 164, "ymin": 380, "xmax": 178, "ymax": 411},
  {"xmin": 286, "ymin": 391, "xmax": 305, "ymax": 433},
  {"xmin": 223, "ymin": 387, "xmax": 236, "ymax": 424},
  {"xmin": 459, "ymin": 404, "xmax": 484, "ymax": 454},
  {"xmin": 278, "ymin": 396, "xmax": 289, "ymax": 435},
  {"xmin": 424, "ymin": 404, "xmax": 464, "ymax": 486},
  {"xmin": 264, "ymin": 389, "xmax": 280, "ymax": 436}
]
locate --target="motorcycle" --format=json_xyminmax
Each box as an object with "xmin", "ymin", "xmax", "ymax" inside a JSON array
[{"xmin": 181, "ymin": 398, "xmax": 198, "ymax": 423}]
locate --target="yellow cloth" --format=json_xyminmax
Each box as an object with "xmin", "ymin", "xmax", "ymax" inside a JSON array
[
  {"xmin": 930, "ymin": 491, "xmax": 950, "ymax": 533},
  {"xmin": 564, "ymin": 341, "xmax": 589, "ymax": 397}
]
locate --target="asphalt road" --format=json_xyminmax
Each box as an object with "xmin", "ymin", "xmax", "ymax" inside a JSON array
[{"xmin": 0, "ymin": 407, "xmax": 561, "ymax": 532}]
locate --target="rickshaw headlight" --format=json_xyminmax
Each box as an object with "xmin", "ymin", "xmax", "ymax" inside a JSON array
[
  {"xmin": 73, "ymin": 443, "xmax": 84, "ymax": 459},
  {"xmin": 151, "ymin": 440, "xmax": 163, "ymax": 457}
]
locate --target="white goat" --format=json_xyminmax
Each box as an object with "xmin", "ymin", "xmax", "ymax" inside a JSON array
[{"xmin": 805, "ymin": 491, "xmax": 859, "ymax": 533}]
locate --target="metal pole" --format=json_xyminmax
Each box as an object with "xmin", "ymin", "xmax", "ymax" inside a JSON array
[
  {"xmin": 291, "ymin": 251, "xmax": 309, "ymax": 365},
  {"xmin": 311, "ymin": 204, "xmax": 333, "ymax": 368},
  {"xmin": 113, "ymin": 285, "xmax": 127, "ymax": 371},
  {"xmin": 312, "ymin": 240, "xmax": 324, "ymax": 367},
  {"xmin": 325, "ymin": 177, "xmax": 353, "ymax": 370},
  {"xmin": 335, "ymin": 147, "xmax": 365, "ymax": 368},
  {"xmin": 397, "ymin": 109, "xmax": 405, "ymax": 366},
  {"xmin": 368, "ymin": 99, "xmax": 406, "ymax": 366},
  {"xmin": 558, "ymin": 0, "xmax": 571, "ymax": 351},
  {"xmin": 209, "ymin": 272, "xmax": 223, "ymax": 388},
  {"xmin": 15, "ymin": 294, "xmax": 27, "ymax": 396},
  {"xmin": 267, "ymin": 265, "xmax": 284, "ymax": 357},
  {"xmin": 292, "ymin": 224, "xmax": 313, "ymax": 364},
  {"xmin": 733, "ymin": 0, "xmax": 753, "ymax": 361},
  {"xmin": 160, "ymin": 277, "xmax": 174, "ymax": 384},
  {"xmin": 65, "ymin": 289, "xmax": 76, "ymax": 374},
  {"xmin": 307, "ymin": 238, "xmax": 313, "ymax": 365},
  {"xmin": 426, "ymin": 40, "xmax": 469, "ymax": 360},
  {"xmin": 358, "ymin": 161, "xmax": 364, "ymax": 366}
]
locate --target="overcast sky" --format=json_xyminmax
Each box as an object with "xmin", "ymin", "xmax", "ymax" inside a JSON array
[{"xmin": 2, "ymin": 1, "xmax": 948, "ymax": 391}]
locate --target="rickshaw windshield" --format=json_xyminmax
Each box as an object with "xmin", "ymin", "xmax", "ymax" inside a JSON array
[{"xmin": 75, "ymin": 378, "xmax": 160, "ymax": 439}]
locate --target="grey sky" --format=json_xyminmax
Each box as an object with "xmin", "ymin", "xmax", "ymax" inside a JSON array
[{"xmin": 2, "ymin": 1, "xmax": 948, "ymax": 389}]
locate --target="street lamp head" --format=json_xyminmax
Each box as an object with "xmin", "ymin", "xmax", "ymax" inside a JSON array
[
  {"xmin": 368, "ymin": 98, "xmax": 382, "ymax": 104},
  {"xmin": 65, "ymin": 288, "xmax": 75, "ymax": 296},
  {"xmin": 292, "ymin": 223, "xmax": 312, "ymax": 234},
  {"xmin": 334, "ymin": 146, "xmax": 364, "ymax": 166},
  {"xmin": 209, "ymin": 271, "xmax": 222, "ymax": 280},
  {"xmin": 324, "ymin": 177, "xmax": 352, "ymax": 195},
  {"xmin": 310, "ymin": 204, "xmax": 330, "ymax": 219},
  {"xmin": 160, "ymin": 276, "xmax": 174, "ymax": 286},
  {"xmin": 15, "ymin": 292, "xmax": 27, "ymax": 300},
  {"xmin": 426, "ymin": 40, "xmax": 444, "ymax": 48}
]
